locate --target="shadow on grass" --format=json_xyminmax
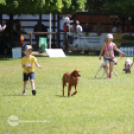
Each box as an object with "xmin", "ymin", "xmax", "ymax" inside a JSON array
[
  {"xmin": 0, "ymin": 94, "xmax": 32, "ymax": 96},
  {"xmin": 55, "ymin": 95, "xmax": 68, "ymax": 97},
  {"xmin": 65, "ymin": 51, "xmax": 92, "ymax": 57},
  {"xmin": 89, "ymin": 77, "xmax": 106, "ymax": 79}
]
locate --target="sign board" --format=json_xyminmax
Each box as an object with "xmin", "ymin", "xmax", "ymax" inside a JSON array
[
  {"xmin": 67, "ymin": 32, "xmax": 134, "ymax": 51},
  {"xmin": 45, "ymin": 49, "xmax": 66, "ymax": 58}
]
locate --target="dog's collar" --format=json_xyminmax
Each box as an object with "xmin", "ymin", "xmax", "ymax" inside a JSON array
[
  {"xmin": 72, "ymin": 76, "xmax": 77, "ymax": 80},
  {"xmin": 126, "ymin": 66, "xmax": 131, "ymax": 70}
]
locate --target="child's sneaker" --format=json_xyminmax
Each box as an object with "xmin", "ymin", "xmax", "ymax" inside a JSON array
[
  {"xmin": 32, "ymin": 90, "xmax": 36, "ymax": 96},
  {"xmin": 107, "ymin": 76, "xmax": 109, "ymax": 79},
  {"xmin": 22, "ymin": 90, "xmax": 26, "ymax": 95}
]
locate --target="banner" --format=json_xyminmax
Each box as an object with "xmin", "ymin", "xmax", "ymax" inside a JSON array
[{"xmin": 67, "ymin": 32, "xmax": 134, "ymax": 51}]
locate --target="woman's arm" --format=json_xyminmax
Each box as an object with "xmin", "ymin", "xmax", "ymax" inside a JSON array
[
  {"xmin": 114, "ymin": 44, "xmax": 126, "ymax": 56},
  {"xmin": 99, "ymin": 43, "xmax": 106, "ymax": 60}
]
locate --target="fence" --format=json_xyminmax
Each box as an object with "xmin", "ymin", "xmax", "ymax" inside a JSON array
[{"xmin": 119, "ymin": 47, "xmax": 134, "ymax": 56}]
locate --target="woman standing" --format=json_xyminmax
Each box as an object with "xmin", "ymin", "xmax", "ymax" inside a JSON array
[{"xmin": 99, "ymin": 33, "xmax": 125, "ymax": 79}]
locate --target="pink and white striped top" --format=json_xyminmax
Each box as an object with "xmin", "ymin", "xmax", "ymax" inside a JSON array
[{"xmin": 104, "ymin": 42, "xmax": 115, "ymax": 58}]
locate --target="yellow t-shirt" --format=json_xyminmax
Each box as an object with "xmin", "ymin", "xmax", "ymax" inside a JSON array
[{"xmin": 21, "ymin": 56, "xmax": 37, "ymax": 74}]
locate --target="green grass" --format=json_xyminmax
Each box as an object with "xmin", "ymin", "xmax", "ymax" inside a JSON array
[{"xmin": 0, "ymin": 54, "xmax": 134, "ymax": 134}]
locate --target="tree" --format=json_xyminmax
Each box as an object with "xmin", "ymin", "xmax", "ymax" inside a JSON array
[
  {"xmin": 0, "ymin": 0, "xmax": 87, "ymax": 14},
  {"xmin": 85, "ymin": 0, "xmax": 134, "ymax": 17}
]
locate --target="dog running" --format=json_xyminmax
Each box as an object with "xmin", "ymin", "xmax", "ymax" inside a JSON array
[{"xmin": 62, "ymin": 69, "xmax": 81, "ymax": 97}]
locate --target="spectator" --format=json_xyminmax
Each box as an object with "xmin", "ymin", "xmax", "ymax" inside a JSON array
[
  {"xmin": 76, "ymin": 20, "xmax": 83, "ymax": 53},
  {"xmin": 63, "ymin": 17, "xmax": 71, "ymax": 51},
  {"xmin": 0, "ymin": 21, "xmax": 6, "ymax": 32},
  {"xmin": 112, "ymin": 23, "xmax": 122, "ymax": 33},
  {"xmin": 76, "ymin": 20, "xmax": 83, "ymax": 33},
  {"xmin": 34, "ymin": 20, "xmax": 47, "ymax": 46},
  {"xmin": 126, "ymin": 25, "xmax": 134, "ymax": 33},
  {"xmin": 83, "ymin": 23, "xmax": 92, "ymax": 35},
  {"xmin": 13, "ymin": 19, "xmax": 23, "ymax": 48},
  {"xmin": 70, "ymin": 20, "xmax": 77, "ymax": 33},
  {"xmin": 94, "ymin": 22, "xmax": 104, "ymax": 35},
  {"xmin": 0, "ymin": 21, "xmax": 12, "ymax": 55},
  {"xmin": 63, "ymin": 17, "xmax": 71, "ymax": 32}
]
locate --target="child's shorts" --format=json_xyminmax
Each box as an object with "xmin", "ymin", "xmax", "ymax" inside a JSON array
[
  {"xmin": 23, "ymin": 72, "xmax": 34, "ymax": 81},
  {"xmin": 104, "ymin": 57, "xmax": 113, "ymax": 62}
]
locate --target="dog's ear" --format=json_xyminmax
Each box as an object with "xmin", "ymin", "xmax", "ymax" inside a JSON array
[{"xmin": 71, "ymin": 70, "xmax": 76, "ymax": 77}]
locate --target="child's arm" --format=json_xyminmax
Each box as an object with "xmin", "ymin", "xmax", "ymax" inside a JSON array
[
  {"xmin": 99, "ymin": 43, "xmax": 106, "ymax": 60},
  {"xmin": 22, "ymin": 64, "xmax": 26, "ymax": 68},
  {"xmin": 35, "ymin": 62, "xmax": 42, "ymax": 69},
  {"xmin": 114, "ymin": 45, "xmax": 126, "ymax": 56}
]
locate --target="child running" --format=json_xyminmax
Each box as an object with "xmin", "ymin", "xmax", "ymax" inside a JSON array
[
  {"xmin": 99, "ymin": 33, "xmax": 125, "ymax": 79},
  {"xmin": 21, "ymin": 45, "xmax": 42, "ymax": 95}
]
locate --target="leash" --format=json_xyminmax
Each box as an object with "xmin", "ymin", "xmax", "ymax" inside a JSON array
[{"xmin": 116, "ymin": 55, "xmax": 125, "ymax": 62}]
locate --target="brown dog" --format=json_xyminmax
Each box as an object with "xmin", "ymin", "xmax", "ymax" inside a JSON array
[{"xmin": 62, "ymin": 69, "xmax": 81, "ymax": 97}]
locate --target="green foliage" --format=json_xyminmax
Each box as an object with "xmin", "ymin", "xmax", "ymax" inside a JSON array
[
  {"xmin": 0, "ymin": 0, "xmax": 6, "ymax": 5},
  {"xmin": 85, "ymin": 0, "xmax": 134, "ymax": 16},
  {"xmin": 0, "ymin": 0, "xmax": 86, "ymax": 14}
]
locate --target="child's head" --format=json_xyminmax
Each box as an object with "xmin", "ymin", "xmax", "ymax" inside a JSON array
[
  {"xmin": 107, "ymin": 33, "xmax": 113, "ymax": 42},
  {"xmin": 24, "ymin": 45, "xmax": 32, "ymax": 56}
]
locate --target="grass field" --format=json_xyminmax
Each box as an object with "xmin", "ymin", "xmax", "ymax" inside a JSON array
[{"xmin": 0, "ymin": 53, "xmax": 134, "ymax": 134}]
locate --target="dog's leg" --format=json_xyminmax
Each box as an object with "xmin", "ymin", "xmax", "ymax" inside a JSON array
[
  {"xmin": 68, "ymin": 85, "xmax": 71, "ymax": 97},
  {"xmin": 95, "ymin": 64, "xmax": 103, "ymax": 78},
  {"xmin": 113, "ymin": 70, "xmax": 118, "ymax": 76},
  {"xmin": 63, "ymin": 82, "xmax": 65, "ymax": 96},
  {"xmin": 102, "ymin": 68, "xmax": 106, "ymax": 78},
  {"xmin": 71, "ymin": 85, "xmax": 77, "ymax": 96}
]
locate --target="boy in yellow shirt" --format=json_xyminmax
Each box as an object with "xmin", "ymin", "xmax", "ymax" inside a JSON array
[{"xmin": 21, "ymin": 45, "xmax": 42, "ymax": 95}]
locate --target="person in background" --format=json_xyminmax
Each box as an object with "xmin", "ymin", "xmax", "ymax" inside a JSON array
[
  {"xmin": 112, "ymin": 23, "xmax": 122, "ymax": 33},
  {"xmin": 76, "ymin": 20, "xmax": 83, "ymax": 33},
  {"xmin": 63, "ymin": 17, "xmax": 71, "ymax": 51},
  {"xmin": 75, "ymin": 20, "xmax": 83, "ymax": 53},
  {"xmin": 34, "ymin": 20, "xmax": 47, "ymax": 47},
  {"xmin": 83, "ymin": 23, "xmax": 92, "ymax": 35},
  {"xmin": 126, "ymin": 25, "xmax": 134, "ymax": 33},
  {"xmin": 13, "ymin": 19, "xmax": 24, "ymax": 48},
  {"xmin": 94, "ymin": 22, "xmax": 104, "ymax": 35},
  {"xmin": 0, "ymin": 21, "xmax": 6, "ymax": 32},
  {"xmin": 70, "ymin": 20, "xmax": 76, "ymax": 33}
]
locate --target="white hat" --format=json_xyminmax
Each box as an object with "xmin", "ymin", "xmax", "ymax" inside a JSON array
[
  {"xmin": 64, "ymin": 17, "xmax": 70, "ymax": 23},
  {"xmin": 24, "ymin": 45, "xmax": 32, "ymax": 51},
  {"xmin": 107, "ymin": 33, "xmax": 114, "ymax": 39}
]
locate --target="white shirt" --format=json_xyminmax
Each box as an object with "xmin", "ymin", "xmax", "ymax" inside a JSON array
[
  {"xmin": 76, "ymin": 25, "xmax": 82, "ymax": 33},
  {"xmin": 70, "ymin": 25, "xmax": 75, "ymax": 32},
  {"xmin": 112, "ymin": 26, "xmax": 118, "ymax": 33},
  {"xmin": 0, "ymin": 25, "xmax": 6, "ymax": 31}
]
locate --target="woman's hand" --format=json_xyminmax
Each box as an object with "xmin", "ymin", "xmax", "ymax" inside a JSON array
[{"xmin": 121, "ymin": 52, "xmax": 126, "ymax": 57}]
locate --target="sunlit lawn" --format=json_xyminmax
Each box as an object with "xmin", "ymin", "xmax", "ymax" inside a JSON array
[{"xmin": 0, "ymin": 53, "xmax": 134, "ymax": 134}]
